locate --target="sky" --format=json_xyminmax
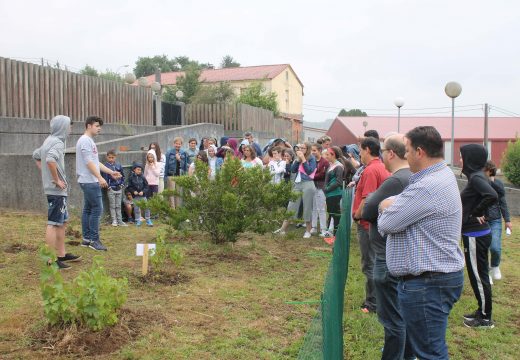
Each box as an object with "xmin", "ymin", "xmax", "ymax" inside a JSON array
[{"xmin": 1, "ymin": 0, "xmax": 519, "ymax": 122}]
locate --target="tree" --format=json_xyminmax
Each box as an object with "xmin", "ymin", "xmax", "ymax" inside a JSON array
[
  {"xmin": 80, "ymin": 65, "xmax": 99, "ymax": 77},
  {"xmin": 99, "ymin": 69, "xmax": 123, "ymax": 82},
  {"xmin": 502, "ymin": 138, "xmax": 520, "ymax": 186},
  {"xmin": 339, "ymin": 108, "xmax": 367, "ymax": 117},
  {"xmin": 133, "ymin": 55, "xmax": 180, "ymax": 78},
  {"xmin": 220, "ymin": 55, "xmax": 240, "ymax": 68},
  {"xmin": 237, "ymin": 82, "xmax": 278, "ymax": 115},
  {"xmin": 146, "ymin": 157, "xmax": 295, "ymax": 244},
  {"xmin": 190, "ymin": 82, "xmax": 236, "ymax": 104}
]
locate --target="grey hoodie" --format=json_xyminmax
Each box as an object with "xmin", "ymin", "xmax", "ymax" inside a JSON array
[{"xmin": 32, "ymin": 115, "xmax": 71, "ymax": 196}]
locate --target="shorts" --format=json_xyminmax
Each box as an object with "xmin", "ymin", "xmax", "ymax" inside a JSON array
[
  {"xmin": 123, "ymin": 197, "xmax": 134, "ymax": 206},
  {"xmin": 47, "ymin": 195, "xmax": 69, "ymax": 226}
]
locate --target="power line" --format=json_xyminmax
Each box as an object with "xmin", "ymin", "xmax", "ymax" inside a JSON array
[
  {"xmin": 490, "ymin": 105, "xmax": 520, "ymax": 117},
  {"xmin": 489, "ymin": 107, "xmax": 520, "ymax": 117},
  {"xmin": 303, "ymin": 103, "xmax": 483, "ymax": 111},
  {"xmin": 303, "ymin": 107, "xmax": 484, "ymax": 116}
]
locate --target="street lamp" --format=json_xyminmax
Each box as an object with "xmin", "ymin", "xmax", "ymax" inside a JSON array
[
  {"xmin": 362, "ymin": 120, "xmax": 368, "ymax": 133},
  {"xmin": 394, "ymin": 97, "xmax": 404, "ymax": 132},
  {"xmin": 445, "ymin": 81, "xmax": 462, "ymax": 166},
  {"xmin": 175, "ymin": 90, "xmax": 184, "ymax": 100}
]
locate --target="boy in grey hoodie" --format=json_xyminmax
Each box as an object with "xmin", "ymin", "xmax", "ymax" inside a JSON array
[{"xmin": 33, "ymin": 115, "xmax": 81, "ymax": 270}]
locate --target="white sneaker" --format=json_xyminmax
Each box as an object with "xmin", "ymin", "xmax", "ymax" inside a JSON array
[
  {"xmin": 489, "ymin": 275, "xmax": 494, "ymax": 285},
  {"xmin": 490, "ymin": 267, "xmax": 502, "ymax": 280},
  {"xmin": 310, "ymin": 228, "xmax": 317, "ymax": 234},
  {"xmin": 273, "ymin": 228, "xmax": 286, "ymax": 235},
  {"xmin": 320, "ymin": 230, "xmax": 333, "ymax": 237},
  {"xmin": 303, "ymin": 231, "xmax": 312, "ymax": 239},
  {"xmin": 111, "ymin": 222, "xmax": 118, "ymax": 227}
]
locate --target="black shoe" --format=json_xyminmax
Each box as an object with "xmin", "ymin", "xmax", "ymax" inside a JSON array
[
  {"xmin": 55, "ymin": 260, "xmax": 71, "ymax": 270},
  {"xmin": 464, "ymin": 317, "xmax": 495, "ymax": 329},
  {"xmin": 81, "ymin": 239, "xmax": 91, "ymax": 247},
  {"xmin": 58, "ymin": 253, "xmax": 82, "ymax": 262},
  {"xmin": 463, "ymin": 310, "xmax": 480, "ymax": 321}
]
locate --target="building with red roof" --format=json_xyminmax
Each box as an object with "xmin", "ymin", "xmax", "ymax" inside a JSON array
[{"xmin": 326, "ymin": 116, "xmax": 519, "ymax": 167}]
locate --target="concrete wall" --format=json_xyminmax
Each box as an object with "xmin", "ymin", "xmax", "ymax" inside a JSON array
[
  {"xmin": 1, "ymin": 123, "xmax": 223, "ymax": 213},
  {"xmin": 0, "ymin": 117, "xmax": 179, "ymax": 154}
]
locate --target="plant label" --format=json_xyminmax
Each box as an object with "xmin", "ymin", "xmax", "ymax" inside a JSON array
[{"xmin": 136, "ymin": 243, "xmax": 156, "ymax": 256}]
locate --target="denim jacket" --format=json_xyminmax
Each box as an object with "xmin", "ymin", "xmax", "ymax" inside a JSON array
[
  {"xmin": 291, "ymin": 155, "xmax": 317, "ymax": 181},
  {"xmin": 164, "ymin": 148, "xmax": 188, "ymax": 179}
]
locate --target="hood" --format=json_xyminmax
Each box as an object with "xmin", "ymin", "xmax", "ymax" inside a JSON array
[
  {"xmin": 227, "ymin": 138, "xmax": 238, "ymax": 150},
  {"xmin": 147, "ymin": 149, "xmax": 157, "ymax": 162},
  {"xmin": 460, "ymin": 144, "xmax": 488, "ymax": 177},
  {"xmin": 220, "ymin": 136, "xmax": 229, "ymax": 147},
  {"xmin": 50, "ymin": 115, "xmax": 71, "ymax": 141},
  {"xmin": 208, "ymin": 144, "xmax": 218, "ymax": 157},
  {"xmin": 132, "ymin": 162, "xmax": 144, "ymax": 171}
]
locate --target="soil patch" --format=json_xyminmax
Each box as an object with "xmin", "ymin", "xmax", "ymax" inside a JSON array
[
  {"xmin": 136, "ymin": 270, "xmax": 190, "ymax": 286},
  {"xmin": 4, "ymin": 242, "xmax": 37, "ymax": 254},
  {"xmin": 65, "ymin": 240, "xmax": 81, "ymax": 246},
  {"xmin": 65, "ymin": 227, "xmax": 81, "ymax": 239},
  {"xmin": 28, "ymin": 308, "xmax": 165, "ymax": 356}
]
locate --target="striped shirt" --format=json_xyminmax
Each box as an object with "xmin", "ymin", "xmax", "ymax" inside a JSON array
[{"xmin": 378, "ymin": 161, "xmax": 465, "ymax": 276}]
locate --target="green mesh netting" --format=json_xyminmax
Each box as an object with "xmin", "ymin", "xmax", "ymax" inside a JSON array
[{"xmin": 297, "ymin": 189, "xmax": 352, "ymax": 360}]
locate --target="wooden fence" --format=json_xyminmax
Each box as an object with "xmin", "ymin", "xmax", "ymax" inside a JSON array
[
  {"xmin": 185, "ymin": 103, "xmax": 294, "ymax": 141},
  {"xmin": 0, "ymin": 57, "xmax": 153, "ymax": 125}
]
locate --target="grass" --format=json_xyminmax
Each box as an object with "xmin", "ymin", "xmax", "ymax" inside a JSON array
[{"xmin": 0, "ymin": 211, "xmax": 519, "ymax": 359}]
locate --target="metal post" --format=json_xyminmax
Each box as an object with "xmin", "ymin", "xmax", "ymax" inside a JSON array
[
  {"xmin": 397, "ymin": 107, "xmax": 401, "ymax": 133},
  {"xmin": 484, "ymin": 103, "xmax": 489, "ymax": 158},
  {"xmin": 155, "ymin": 69, "xmax": 162, "ymax": 126},
  {"xmin": 451, "ymin": 98, "xmax": 455, "ymax": 166}
]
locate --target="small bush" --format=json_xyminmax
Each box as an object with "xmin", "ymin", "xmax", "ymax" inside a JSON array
[
  {"xmin": 39, "ymin": 246, "xmax": 128, "ymax": 331},
  {"xmin": 147, "ymin": 156, "xmax": 296, "ymax": 244},
  {"xmin": 502, "ymin": 138, "xmax": 520, "ymax": 186},
  {"xmin": 149, "ymin": 229, "xmax": 184, "ymax": 272}
]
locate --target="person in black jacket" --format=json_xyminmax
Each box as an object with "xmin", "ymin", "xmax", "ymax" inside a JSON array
[
  {"xmin": 460, "ymin": 144, "xmax": 498, "ymax": 328},
  {"xmin": 126, "ymin": 162, "xmax": 152, "ymax": 227}
]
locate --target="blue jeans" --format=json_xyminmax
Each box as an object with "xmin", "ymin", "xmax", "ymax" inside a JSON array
[
  {"xmin": 398, "ymin": 270, "xmax": 464, "ymax": 360},
  {"xmin": 489, "ymin": 219, "xmax": 502, "ymax": 267},
  {"xmin": 80, "ymin": 182, "xmax": 103, "ymax": 242},
  {"xmin": 373, "ymin": 257, "xmax": 415, "ymax": 360}
]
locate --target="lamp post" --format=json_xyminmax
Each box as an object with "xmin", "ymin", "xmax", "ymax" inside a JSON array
[
  {"xmin": 362, "ymin": 120, "xmax": 368, "ymax": 133},
  {"xmin": 394, "ymin": 97, "xmax": 404, "ymax": 133},
  {"xmin": 445, "ymin": 81, "xmax": 462, "ymax": 166},
  {"xmin": 175, "ymin": 90, "xmax": 185, "ymax": 125},
  {"xmin": 151, "ymin": 81, "xmax": 162, "ymax": 126}
]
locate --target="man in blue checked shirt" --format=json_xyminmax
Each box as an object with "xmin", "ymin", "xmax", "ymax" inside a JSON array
[{"xmin": 378, "ymin": 126, "xmax": 465, "ymax": 360}]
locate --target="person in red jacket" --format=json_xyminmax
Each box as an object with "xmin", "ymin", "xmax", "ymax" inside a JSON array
[{"xmin": 352, "ymin": 136, "xmax": 390, "ymax": 313}]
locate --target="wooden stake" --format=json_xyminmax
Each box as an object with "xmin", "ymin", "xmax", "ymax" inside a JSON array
[{"xmin": 142, "ymin": 243, "xmax": 149, "ymax": 276}]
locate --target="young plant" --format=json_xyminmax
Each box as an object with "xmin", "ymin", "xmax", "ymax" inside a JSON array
[
  {"xmin": 148, "ymin": 229, "xmax": 184, "ymax": 273},
  {"xmin": 39, "ymin": 246, "xmax": 128, "ymax": 331}
]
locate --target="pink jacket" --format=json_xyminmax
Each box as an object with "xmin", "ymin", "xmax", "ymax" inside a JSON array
[{"xmin": 144, "ymin": 149, "xmax": 161, "ymax": 185}]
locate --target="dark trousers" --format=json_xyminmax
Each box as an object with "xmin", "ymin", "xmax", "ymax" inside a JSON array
[
  {"xmin": 373, "ymin": 257, "xmax": 415, "ymax": 360},
  {"xmin": 326, "ymin": 194, "xmax": 341, "ymax": 233},
  {"xmin": 462, "ymin": 233, "xmax": 493, "ymax": 319}
]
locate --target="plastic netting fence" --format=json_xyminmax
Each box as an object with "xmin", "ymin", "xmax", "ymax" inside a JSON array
[{"xmin": 297, "ymin": 188, "xmax": 353, "ymax": 360}]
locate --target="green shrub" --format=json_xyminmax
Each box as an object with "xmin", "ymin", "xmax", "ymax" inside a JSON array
[
  {"xmin": 39, "ymin": 246, "xmax": 127, "ymax": 331},
  {"xmin": 502, "ymin": 138, "xmax": 520, "ymax": 186},
  {"xmin": 147, "ymin": 156, "xmax": 296, "ymax": 244}
]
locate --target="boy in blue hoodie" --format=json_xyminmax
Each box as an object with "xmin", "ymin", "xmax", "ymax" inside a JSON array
[
  {"xmin": 33, "ymin": 115, "xmax": 81, "ymax": 270},
  {"xmin": 102, "ymin": 149, "xmax": 126, "ymax": 227}
]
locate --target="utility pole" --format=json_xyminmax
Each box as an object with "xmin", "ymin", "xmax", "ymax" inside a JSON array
[{"xmin": 484, "ymin": 103, "xmax": 489, "ymax": 159}]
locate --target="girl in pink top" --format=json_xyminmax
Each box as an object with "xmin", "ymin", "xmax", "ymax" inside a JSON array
[{"xmin": 144, "ymin": 149, "xmax": 161, "ymax": 197}]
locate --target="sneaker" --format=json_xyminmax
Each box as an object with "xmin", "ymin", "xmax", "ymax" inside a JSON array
[
  {"xmin": 111, "ymin": 221, "xmax": 118, "ymax": 227},
  {"xmin": 273, "ymin": 228, "xmax": 286, "ymax": 235},
  {"xmin": 464, "ymin": 317, "xmax": 495, "ymax": 329},
  {"xmin": 295, "ymin": 223, "xmax": 305, "ymax": 228},
  {"xmin": 320, "ymin": 230, "xmax": 333, "ymax": 238},
  {"xmin": 303, "ymin": 231, "xmax": 312, "ymax": 239},
  {"xmin": 54, "ymin": 260, "xmax": 71, "ymax": 270},
  {"xmin": 81, "ymin": 238, "xmax": 91, "ymax": 247},
  {"xmin": 127, "ymin": 218, "xmax": 134, "ymax": 224},
  {"xmin": 58, "ymin": 253, "xmax": 82, "ymax": 262},
  {"xmin": 490, "ymin": 266, "xmax": 502, "ymax": 280},
  {"xmin": 310, "ymin": 228, "xmax": 317, "ymax": 234},
  {"xmin": 136, "ymin": 220, "xmax": 142, "ymax": 227},
  {"xmin": 88, "ymin": 240, "xmax": 108, "ymax": 251},
  {"xmin": 489, "ymin": 275, "xmax": 494, "ymax": 286},
  {"xmin": 118, "ymin": 222, "xmax": 129, "ymax": 227},
  {"xmin": 463, "ymin": 310, "xmax": 480, "ymax": 321},
  {"xmin": 146, "ymin": 219, "xmax": 154, "ymax": 227}
]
